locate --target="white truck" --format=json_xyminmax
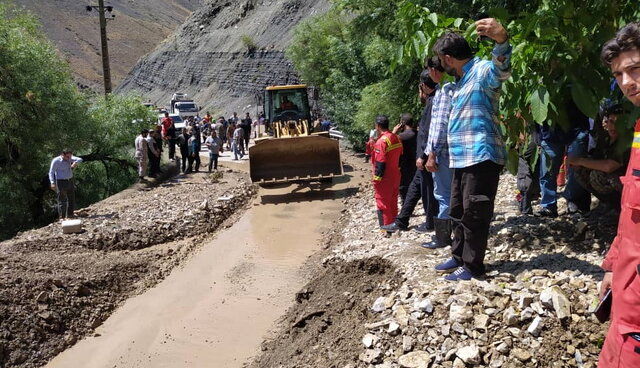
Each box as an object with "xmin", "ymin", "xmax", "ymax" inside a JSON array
[{"xmin": 170, "ymin": 93, "xmax": 200, "ymax": 119}]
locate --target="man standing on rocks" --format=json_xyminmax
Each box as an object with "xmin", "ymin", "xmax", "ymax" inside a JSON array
[
  {"xmin": 598, "ymin": 22, "xmax": 640, "ymax": 368},
  {"xmin": 432, "ymin": 18, "xmax": 512, "ymax": 281},
  {"xmin": 381, "ymin": 62, "xmax": 442, "ymax": 233},
  {"xmin": 423, "ymin": 75, "xmax": 456, "ymax": 249},
  {"xmin": 49, "ymin": 149, "xmax": 83, "ymax": 219},
  {"xmin": 134, "ymin": 130, "xmax": 149, "ymax": 180},
  {"xmin": 372, "ymin": 115, "xmax": 403, "ymax": 227}
]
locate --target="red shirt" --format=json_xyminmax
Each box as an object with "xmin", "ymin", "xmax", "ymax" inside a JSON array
[
  {"xmin": 602, "ymin": 118, "xmax": 640, "ymax": 335},
  {"xmin": 372, "ymin": 131, "xmax": 403, "ymax": 181},
  {"xmin": 161, "ymin": 117, "xmax": 173, "ymax": 137}
]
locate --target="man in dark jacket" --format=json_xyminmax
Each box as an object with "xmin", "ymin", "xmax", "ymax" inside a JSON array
[
  {"xmin": 382, "ymin": 60, "xmax": 442, "ymax": 232},
  {"xmin": 394, "ymin": 114, "xmax": 417, "ymax": 203}
]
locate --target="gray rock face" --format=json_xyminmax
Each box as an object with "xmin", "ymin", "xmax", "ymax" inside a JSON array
[{"xmin": 116, "ymin": 0, "xmax": 331, "ymax": 113}]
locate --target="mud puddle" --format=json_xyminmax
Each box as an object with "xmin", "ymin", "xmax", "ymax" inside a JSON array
[{"xmin": 46, "ymin": 170, "xmax": 363, "ymax": 368}]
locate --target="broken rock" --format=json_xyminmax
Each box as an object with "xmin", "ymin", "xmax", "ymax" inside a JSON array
[
  {"xmin": 456, "ymin": 345, "xmax": 481, "ymax": 365},
  {"xmin": 398, "ymin": 351, "xmax": 432, "ymax": 368}
]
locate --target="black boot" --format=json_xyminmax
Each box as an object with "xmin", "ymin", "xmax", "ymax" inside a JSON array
[
  {"xmin": 377, "ymin": 210, "xmax": 384, "ymax": 227},
  {"xmin": 420, "ymin": 218, "xmax": 452, "ymax": 249}
]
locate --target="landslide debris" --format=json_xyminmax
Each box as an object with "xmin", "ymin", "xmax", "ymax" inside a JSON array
[
  {"xmin": 250, "ymin": 157, "xmax": 615, "ymax": 368},
  {"xmin": 0, "ymin": 169, "xmax": 256, "ymax": 368}
]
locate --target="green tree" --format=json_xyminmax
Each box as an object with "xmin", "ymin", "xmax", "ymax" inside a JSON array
[{"xmin": 0, "ymin": 1, "xmax": 154, "ymax": 239}]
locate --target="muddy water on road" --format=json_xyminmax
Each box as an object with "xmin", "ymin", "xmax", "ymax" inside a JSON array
[{"xmin": 46, "ymin": 171, "xmax": 363, "ymax": 368}]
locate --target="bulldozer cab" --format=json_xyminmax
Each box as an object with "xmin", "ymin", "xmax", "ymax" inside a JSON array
[
  {"xmin": 249, "ymin": 85, "xmax": 343, "ymax": 184},
  {"xmin": 264, "ymin": 85, "xmax": 311, "ymax": 133}
]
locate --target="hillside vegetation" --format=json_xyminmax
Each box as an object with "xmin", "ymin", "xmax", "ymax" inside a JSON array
[{"xmin": 0, "ymin": 1, "xmax": 155, "ymax": 240}]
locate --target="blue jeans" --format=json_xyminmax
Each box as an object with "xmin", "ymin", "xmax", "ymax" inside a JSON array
[
  {"xmin": 539, "ymin": 130, "xmax": 590, "ymax": 210},
  {"xmin": 432, "ymin": 153, "xmax": 453, "ymax": 219}
]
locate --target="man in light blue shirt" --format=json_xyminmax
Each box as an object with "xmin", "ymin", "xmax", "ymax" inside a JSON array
[
  {"xmin": 432, "ymin": 18, "xmax": 512, "ymax": 281},
  {"xmin": 49, "ymin": 149, "xmax": 83, "ymax": 219}
]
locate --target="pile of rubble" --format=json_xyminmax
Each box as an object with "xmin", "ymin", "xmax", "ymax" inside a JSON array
[
  {"xmin": 334, "ymin": 174, "xmax": 611, "ymax": 368},
  {"xmin": 0, "ymin": 170, "xmax": 256, "ymax": 368},
  {"xmin": 252, "ymin": 161, "xmax": 614, "ymax": 368}
]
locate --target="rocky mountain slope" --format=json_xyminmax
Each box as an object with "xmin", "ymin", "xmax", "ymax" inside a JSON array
[
  {"xmin": 115, "ymin": 0, "xmax": 330, "ymax": 114},
  {"xmin": 14, "ymin": 0, "xmax": 202, "ymax": 89}
]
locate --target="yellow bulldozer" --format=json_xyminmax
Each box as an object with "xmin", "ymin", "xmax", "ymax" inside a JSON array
[{"xmin": 248, "ymin": 84, "xmax": 343, "ymax": 184}]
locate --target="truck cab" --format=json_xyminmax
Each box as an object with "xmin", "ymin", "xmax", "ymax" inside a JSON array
[{"xmin": 170, "ymin": 93, "xmax": 199, "ymax": 119}]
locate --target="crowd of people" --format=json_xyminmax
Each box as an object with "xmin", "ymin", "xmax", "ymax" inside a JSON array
[
  {"xmin": 133, "ymin": 111, "xmax": 266, "ymax": 180},
  {"xmin": 365, "ymin": 20, "xmax": 640, "ymax": 366},
  {"xmin": 45, "ymin": 18, "xmax": 640, "ymax": 366}
]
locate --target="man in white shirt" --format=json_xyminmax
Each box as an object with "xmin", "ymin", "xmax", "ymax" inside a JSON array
[
  {"xmin": 135, "ymin": 129, "xmax": 149, "ymax": 180},
  {"xmin": 49, "ymin": 149, "xmax": 83, "ymax": 219}
]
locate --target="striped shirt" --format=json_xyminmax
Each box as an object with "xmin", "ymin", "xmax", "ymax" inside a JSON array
[
  {"xmin": 425, "ymin": 82, "xmax": 456, "ymax": 163},
  {"xmin": 448, "ymin": 42, "xmax": 512, "ymax": 169}
]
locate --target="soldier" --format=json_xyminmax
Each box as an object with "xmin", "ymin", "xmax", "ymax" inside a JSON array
[{"xmin": 371, "ymin": 115, "xmax": 403, "ymax": 228}]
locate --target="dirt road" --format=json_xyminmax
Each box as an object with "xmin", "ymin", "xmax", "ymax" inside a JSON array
[{"xmin": 46, "ymin": 160, "xmax": 364, "ymax": 367}]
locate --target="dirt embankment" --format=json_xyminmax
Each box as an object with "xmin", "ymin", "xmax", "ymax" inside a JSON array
[
  {"xmin": 0, "ymin": 169, "xmax": 256, "ymax": 368},
  {"xmin": 250, "ymin": 157, "xmax": 617, "ymax": 368}
]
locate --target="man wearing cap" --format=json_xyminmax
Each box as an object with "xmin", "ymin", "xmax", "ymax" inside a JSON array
[{"xmin": 49, "ymin": 149, "xmax": 83, "ymax": 219}]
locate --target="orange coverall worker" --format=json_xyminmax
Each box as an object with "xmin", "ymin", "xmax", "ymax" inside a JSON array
[
  {"xmin": 372, "ymin": 130, "xmax": 403, "ymax": 226},
  {"xmin": 599, "ymin": 119, "xmax": 640, "ymax": 368}
]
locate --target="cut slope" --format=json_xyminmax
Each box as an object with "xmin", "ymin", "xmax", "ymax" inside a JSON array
[{"xmin": 116, "ymin": 0, "xmax": 330, "ymax": 114}]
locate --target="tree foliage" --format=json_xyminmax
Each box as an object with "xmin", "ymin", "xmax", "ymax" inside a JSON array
[
  {"xmin": 288, "ymin": 0, "xmax": 640, "ymax": 164},
  {"xmin": 0, "ymin": 1, "xmax": 155, "ymax": 239}
]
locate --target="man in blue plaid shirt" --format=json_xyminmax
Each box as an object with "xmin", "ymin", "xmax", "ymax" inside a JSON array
[{"xmin": 432, "ymin": 18, "xmax": 512, "ymax": 281}]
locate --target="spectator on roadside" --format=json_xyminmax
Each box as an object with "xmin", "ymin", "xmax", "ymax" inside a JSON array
[
  {"xmin": 393, "ymin": 114, "xmax": 417, "ymax": 203},
  {"xmin": 226, "ymin": 121, "xmax": 235, "ymax": 150},
  {"xmin": 177, "ymin": 128, "xmax": 190, "ymax": 173},
  {"xmin": 160, "ymin": 112, "xmax": 177, "ymax": 160},
  {"xmin": 230, "ymin": 112, "xmax": 240, "ymax": 126},
  {"xmin": 536, "ymin": 99, "xmax": 592, "ymax": 217},
  {"xmin": 381, "ymin": 64, "xmax": 441, "ymax": 233},
  {"xmin": 232, "ymin": 123, "xmax": 245, "ymax": 160},
  {"xmin": 431, "ymin": 18, "xmax": 512, "ymax": 282},
  {"xmin": 598, "ymin": 21, "xmax": 640, "ymax": 368},
  {"xmin": 365, "ymin": 127, "xmax": 378, "ymax": 163},
  {"xmin": 186, "ymin": 128, "xmax": 201, "ymax": 173},
  {"xmin": 422, "ymin": 74, "xmax": 456, "ymax": 248},
  {"xmin": 203, "ymin": 112, "xmax": 213, "ymax": 124},
  {"xmin": 49, "ymin": 149, "xmax": 83, "ymax": 220},
  {"xmin": 135, "ymin": 130, "xmax": 149, "ymax": 179},
  {"xmin": 205, "ymin": 131, "xmax": 223, "ymax": 172},
  {"xmin": 147, "ymin": 129, "xmax": 161, "ymax": 177},
  {"xmin": 241, "ymin": 112, "xmax": 252, "ymax": 149},
  {"xmin": 568, "ymin": 101, "xmax": 630, "ymax": 210},
  {"xmin": 516, "ymin": 130, "xmax": 541, "ymax": 215},
  {"xmin": 371, "ymin": 115, "xmax": 403, "ymax": 228}
]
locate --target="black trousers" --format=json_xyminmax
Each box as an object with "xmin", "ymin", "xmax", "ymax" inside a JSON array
[
  {"xmin": 187, "ymin": 154, "xmax": 200, "ymax": 172},
  {"xmin": 208, "ymin": 153, "xmax": 219, "ymax": 171},
  {"xmin": 56, "ymin": 179, "xmax": 76, "ymax": 218},
  {"xmin": 149, "ymin": 154, "xmax": 161, "ymax": 176},
  {"xmin": 396, "ymin": 169, "xmax": 437, "ymax": 228},
  {"xmin": 180, "ymin": 146, "xmax": 189, "ymax": 172},
  {"xmin": 244, "ymin": 129, "xmax": 251, "ymax": 149},
  {"xmin": 450, "ymin": 160, "xmax": 502, "ymax": 276},
  {"xmin": 167, "ymin": 138, "xmax": 176, "ymax": 160},
  {"xmin": 399, "ymin": 165, "xmax": 417, "ymax": 203}
]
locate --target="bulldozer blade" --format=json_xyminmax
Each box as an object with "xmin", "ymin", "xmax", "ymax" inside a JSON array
[{"xmin": 249, "ymin": 135, "xmax": 343, "ymax": 183}]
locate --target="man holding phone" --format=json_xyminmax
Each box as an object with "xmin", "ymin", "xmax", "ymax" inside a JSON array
[{"xmin": 598, "ymin": 22, "xmax": 640, "ymax": 368}]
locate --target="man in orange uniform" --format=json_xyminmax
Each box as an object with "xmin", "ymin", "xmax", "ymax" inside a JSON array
[
  {"xmin": 598, "ymin": 22, "xmax": 640, "ymax": 367},
  {"xmin": 372, "ymin": 115, "xmax": 403, "ymax": 227}
]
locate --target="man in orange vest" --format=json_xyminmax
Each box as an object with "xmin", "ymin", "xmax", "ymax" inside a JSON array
[
  {"xmin": 598, "ymin": 22, "xmax": 640, "ymax": 367},
  {"xmin": 372, "ymin": 115, "xmax": 403, "ymax": 227}
]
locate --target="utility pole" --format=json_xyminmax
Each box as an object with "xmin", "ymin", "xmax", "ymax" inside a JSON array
[{"xmin": 86, "ymin": 2, "xmax": 115, "ymax": 96}]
